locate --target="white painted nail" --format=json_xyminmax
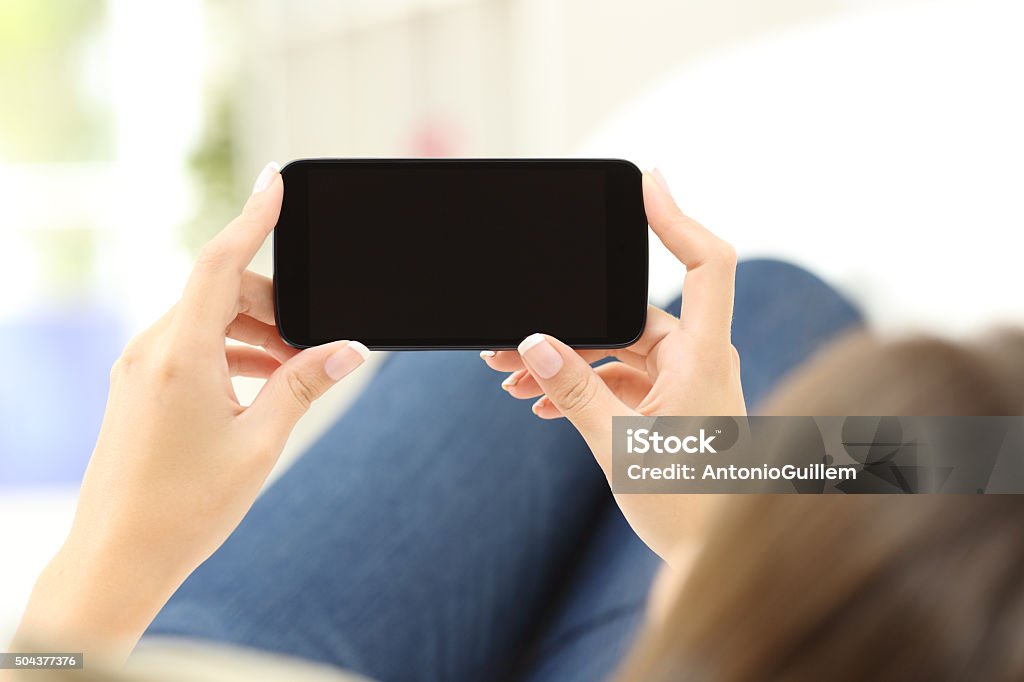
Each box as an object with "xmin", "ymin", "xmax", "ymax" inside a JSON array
[
  {"xmin": 346, "ymin": 340, "xmax": 371, "ymax": 361},
  {"xmin": 518, "ymin": 333, "xmax": 563, "ymax": 379},
  {"xmin": 518, "ymin": 333, "xmax": 547, "ymax": 354},
  {"xmin": 649, "ymin": 167, "xmax": 672, "ymax": 197},
  {"xmin": 252, "ymin": 161, "xmax": 282, "ymax": 194}
]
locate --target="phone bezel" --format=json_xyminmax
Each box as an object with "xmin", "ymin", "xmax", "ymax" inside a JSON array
[{"xmin": 274, "ymin": 158, "xmax": 649, "ymax": 350}]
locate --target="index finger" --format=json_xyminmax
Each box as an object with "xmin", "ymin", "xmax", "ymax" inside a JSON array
[
  {"xmin": 177, "ymin": 162, "xmax": 283, "ymax": 340},
  {"xmin": 643, "ymin": 171, "xmax": 737, "ymax": 344}
]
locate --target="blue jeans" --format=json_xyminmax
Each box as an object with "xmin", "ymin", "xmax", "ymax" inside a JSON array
[{"xmin": 146, "ymin": 260, "xmax": 861, "ymax": 682}]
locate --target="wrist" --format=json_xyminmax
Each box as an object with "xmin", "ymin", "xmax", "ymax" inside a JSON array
[{"xmin": 15, "ymin": 528, "xmax": 188, "ymax": 663}]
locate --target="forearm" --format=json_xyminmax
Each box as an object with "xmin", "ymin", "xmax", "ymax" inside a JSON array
[{"xmin": 12, "ymin": 531, "xmax": 187, "ymax": 665}]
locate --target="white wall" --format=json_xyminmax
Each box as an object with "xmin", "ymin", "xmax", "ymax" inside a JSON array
[{"xmin": 231, "ymin": 0, "xmax": 901, "ymax": 164}]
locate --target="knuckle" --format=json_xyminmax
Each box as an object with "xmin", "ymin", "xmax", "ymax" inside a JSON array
[
  {"xmin": 556, "ymin": 371, "xmax": 599, "ymax": 416},
  {"xmin": 151, "ymin": 350, "xmax": 185, "ymax": 385},
  {"xmin": 236, "ymin": 281, "xmax": 253, "ymax": 317},
  {"xmin": 716, "ymin": 239, "xmax": 738, "ymax": 267},
  {"xmin": 256, "ymin": 328, "xmax": 276, "ymax": 350},
  {"xmin": 195, "ymin": 241, "xmax": 231, "ymax": 272},
  {"xmin": 112, "ymin": 336, "xmax": 144, "ymax": 378},
  {"xmin": 285, "ymin": 370, "xmax": 319, "ymax": 410}
]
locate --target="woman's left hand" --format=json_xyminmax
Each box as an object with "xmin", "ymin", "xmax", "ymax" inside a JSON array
[{"xmin": 14, "ymin": 163, "xmax": 369, "ymax": 662}]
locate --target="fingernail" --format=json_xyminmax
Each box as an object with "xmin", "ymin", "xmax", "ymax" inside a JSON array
[
  {"xmin": 325, "ymin": 340, "xmax": 370, "ymax": 381},
  {"xmin": 252, "ymin": 161, "xmax": 282, "ymax": 194},
  {"xmin": 480, "ymin": 350, "xmax": 496, "ymax": 359},
  {"xmin": 518, "ymin": 333, "xmax": 563, "ymax": 379},
  {"xmin": 532, "ymin": 396, "xmax": 549, "ymax": 415},
  {"xmin": 649, "ymin": 167, "xmax": 672, "ymax": 197},
  {"xmin": 502, "ymin": 369, "xmax": 525, "ymax": 390}
]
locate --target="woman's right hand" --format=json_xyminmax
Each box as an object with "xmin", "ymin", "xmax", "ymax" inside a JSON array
[{"xmin": 482, "ymin": 170, "xmax": 745, "ymax": 563}]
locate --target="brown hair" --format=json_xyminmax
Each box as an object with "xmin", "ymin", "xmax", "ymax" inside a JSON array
[{"xmin": 617, "ymin": 330, "xmax": 1024, "ymax": 682}]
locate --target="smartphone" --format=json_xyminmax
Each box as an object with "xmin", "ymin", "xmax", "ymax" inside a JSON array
[{"xmin": 274, "ymin": 158, "xmax": 648, "ymax": 350}]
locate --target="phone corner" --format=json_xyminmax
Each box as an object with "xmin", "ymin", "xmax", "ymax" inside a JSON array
[
  {"xmin": 622, "ymin": 310, "xmax": 649, "ymax": 348},
  {"xmin": 282, "ymin": 335, "xmax": 311, "ymax": 351},
  {"xmin": 279, "ymin": 158, "xmax": 303, "ymax": 176},
  {"xmin": 609, "ymin": 158, "xmax": 643, "ymax": 177},
  {"xmin": 274, "ymin": 319, "xmax": 310, "ymax": 350}
]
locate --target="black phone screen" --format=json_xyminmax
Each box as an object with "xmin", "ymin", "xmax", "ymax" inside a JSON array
[{"xmin": 274, "ymin": 159, "xmax": 647, "ymax": 349}]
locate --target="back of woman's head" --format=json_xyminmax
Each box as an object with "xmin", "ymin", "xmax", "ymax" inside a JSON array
[
  {"xmin": 617, "ymin": 329, "xmax": 1024, "ymax": 682},
  {"xmin": 764, "ymin": 328, "xmax": 1024, "ymax": 416}
]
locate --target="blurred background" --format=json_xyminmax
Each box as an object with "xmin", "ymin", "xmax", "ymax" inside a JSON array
[{"xmin": 1, "ymin": 0, "xmax": 1022, "ymax": 640}]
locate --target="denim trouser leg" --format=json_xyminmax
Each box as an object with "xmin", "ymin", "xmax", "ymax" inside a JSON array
[
  {"xmin": 146, "ymin": 259, "xmax": 862, "ymax": 682},
  {"xmin": 147, "ymin": 352, "xmax": 608, "ymax": 681}
]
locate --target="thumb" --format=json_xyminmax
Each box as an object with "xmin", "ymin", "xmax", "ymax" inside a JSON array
[
  {"xmin": 518, "ymin": 333, "xmax": 632, "ymax": 473},
  {"xmin": 247, "ymin": 340, "xmax": 370, "ymax": 436}
]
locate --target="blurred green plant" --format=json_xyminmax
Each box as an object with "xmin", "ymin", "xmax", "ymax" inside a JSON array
[
  {"xmin": 0, "ymin": 0, "xmax": 111, "ymax": 162},
  {"xmin": 182, "ymin": 92, "xmax": 242, "ymax": 254}
]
